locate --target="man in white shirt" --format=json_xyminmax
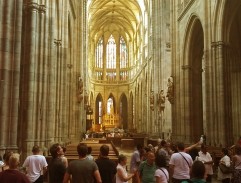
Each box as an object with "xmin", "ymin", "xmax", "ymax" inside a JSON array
[
  {"xmin": 23, "ymin": 145, "xmax": 48, "ymax": 183},
  {"xmin": 130, "ymin": 144, "xmax": 143, "ymax": 183},
  {"xmin": 169, "ymin": 142, "xmax": 193, "ymax": 183},
  {"xmin": 197, "ymin": 144, "xmax": 213, "ymax": 183}
]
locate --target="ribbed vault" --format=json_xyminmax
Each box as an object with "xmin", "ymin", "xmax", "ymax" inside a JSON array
[{"xmin": 88, "ymin": 0, "xmax": 142, "ymax": 41}]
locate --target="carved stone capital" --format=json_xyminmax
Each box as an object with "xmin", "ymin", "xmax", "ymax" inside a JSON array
[
  {"xmin": 25, "ymin": 2, "xmax": 39, "ymax": 12},
  {"xmin": 39, "ymin": 5, "xmax": 46, "ymax": 14},
  {"xmin": 181, "ymin": 65, "xmax": 191, "ymax": 70},
  {"xmin": 211, "ymin": 41, "xmax": 228, "ymax": 48},
  {"xmin": 54, "ymin": 39, "xmax": 62, "ymax": 46},
  {"xmin": 25, "ymin": 2, "xmax": 46, "ymax": 13}
]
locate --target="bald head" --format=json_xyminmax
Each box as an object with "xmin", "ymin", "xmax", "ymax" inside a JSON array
[{"xmin": 147, "ymin": 152, "xmax": 155, "ymax": 165}]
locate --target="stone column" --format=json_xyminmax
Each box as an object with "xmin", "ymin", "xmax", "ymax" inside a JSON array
[
  {"xmin": 180, "ymin": 65, "xmax": 192, "ymax": 143},
  {"xmin": 0, "ymin": 0, "xmax": 11, "ymax": 150},
  {"xmin": 206, "ymin": 41, "xmax": 227, "ymax": 146},
  {"xmin": 170, "ymin": 0, "xmax": 179, "ymax": 142},
  {"xmin": 222, "ymin": 44, "xmax": 233, "ymax": 146},
  {"xmin": 38, "ymin": 4, "xmax": 46, "ymax": 148},
  {"xmin": 10, "ymin": 0, "xmax": 23, "ymax": 149},
  {"xmin": 152, "ymin": 0, "xmax": 162, "ymax": 136},
  {"xmin": 0, "ymin": 0, "xmax": 23, "ymax": 151},
  {"xmin": 46, "ymin": 1, "xmax": 57, "ymax": 145},
  {"xmin": 20, "ymin": 0, "xmax": 40, "ymax": 155},
  {"xmin": 54, "ymin": 39, "xmax": 62, "ymax": 142}
]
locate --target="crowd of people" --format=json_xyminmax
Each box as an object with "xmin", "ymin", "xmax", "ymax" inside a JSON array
[{"xmin": 0, "ymin": 139, "xmax": 241, "ymax": 183}]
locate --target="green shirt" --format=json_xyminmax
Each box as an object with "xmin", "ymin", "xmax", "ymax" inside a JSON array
[
  {"xmin": 182, "ymin": 178, "xmax": 206, "ymax": 183},
  {"xmin": 138, "ymin": 161, "xmax": 157, "ymax": 183}
]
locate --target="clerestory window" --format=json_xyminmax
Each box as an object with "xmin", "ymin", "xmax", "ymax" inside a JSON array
[{"xmin": 94, "ymin": 34, "xmax": 129, "ymax": 82}]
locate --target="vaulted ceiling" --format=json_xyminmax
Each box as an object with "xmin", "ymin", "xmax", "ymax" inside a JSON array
[{"xmin": 88, "ymin": 0, "xmax": 143, "ymax": 41}]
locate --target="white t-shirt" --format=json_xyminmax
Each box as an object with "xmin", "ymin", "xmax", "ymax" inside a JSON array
[
  {"xmin": 23, "ymin": 154, "xmax": 48, "ymax": 182},
  {"xmin": 130, "ymin": 150, "xmax": 140, "ymax": 172},
  {"xmin": 197, "ymin": 151, "xmax": 213, "ymax": 175},
  {"xmin": 217, "ymin": 155, "xmax": 232, "ymax": 180},
  {"xmin": 116, "ymin": 163, "xmax": 128, "ymax": 183},
  {"xmin": 169, "ymin": 152, "xmax": 193, "ymax": 179},
  {"xmin": 154, "ymin": 168, "xmax": 169, "ymax": 183},
  {"xmin": 0, "ymin": 161, "xmax": 4, "ymax": 167}
]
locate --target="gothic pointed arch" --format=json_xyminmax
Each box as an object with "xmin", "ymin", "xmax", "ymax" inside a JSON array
[
  {"xmin": 120, "ymin": 93, "xmax": 128, "ymax": 129},
  {"xmin": 95, "ymin": 93, "xmax": 103, "ymax": 125},
  {"xmin": 107, "ymin": 93, "xmax": 116, "ymax": 114},
  {"xmin": 221, "ymin": 0, "xmax": 241, "ymax": 144},
  {"xmin": 182, "ymin": 15, "xmax": 204, "ymax": 142}
]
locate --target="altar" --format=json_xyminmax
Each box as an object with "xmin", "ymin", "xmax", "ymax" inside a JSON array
[{"xmin": 102, "ymin": 113, "xmax": 120, "ymax": 130}]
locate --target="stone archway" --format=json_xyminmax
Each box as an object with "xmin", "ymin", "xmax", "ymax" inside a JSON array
[
  {"xmin": 181, "ymin": 16, "xmax": 205, "ymax": 143},
  {"xmin": 95, "ymin": 93, "xmax": 103, "ymax": 125},
  {"xmin": 188, "ymin": 18, "xmax": 204, "ymax": 142},
  {"xmin": 223, "ymin": 0, "xmax": 241, "ymax": 143},
  {"xmin": 120, "ymin": 93, "xmax": 128, "ymax": 130}
]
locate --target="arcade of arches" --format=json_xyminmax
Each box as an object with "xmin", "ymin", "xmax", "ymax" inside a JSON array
[{"xmin": 0, "ymin": 0, "xmax": 241, "ymax": 158}]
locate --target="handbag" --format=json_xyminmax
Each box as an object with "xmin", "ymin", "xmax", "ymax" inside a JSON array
[{"xmin": 219, "ymin": 163, "xmax": 233, "ymax": 174}]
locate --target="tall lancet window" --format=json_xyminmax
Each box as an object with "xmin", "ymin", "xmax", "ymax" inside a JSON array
[
  {"xmin": 120, "ymin": 36, "xmax": 128, "ymax": 81},
  {"xmin": 107, "ymin": 97, "xmax": 114, "ymax": 115},
  {"xmin": 96, "ymin": 37, "xmax": 103, "ymax": 68},
  {"xmin": 106, "ymin": 35, "xmax": 116, "ymax": 69},
  {"xmin": 120, "ymin": 36, "xmax": 128, "ymax": 69}
]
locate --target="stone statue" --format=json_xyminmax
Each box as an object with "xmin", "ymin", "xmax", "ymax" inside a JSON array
[
  {"xmin": 77, "ymin": 77, "xmax": 83, "ymax": 103},
  {"xmin": 166, "ymin": 77, "xmax": 174, "ymax": 104},
  {"xmin": 158, "ymin": 90, "xmax": 165, "ymax": 111},
  {"xmin": 150, "ymin": 91, "xmax": 154, "ymax": 111}
]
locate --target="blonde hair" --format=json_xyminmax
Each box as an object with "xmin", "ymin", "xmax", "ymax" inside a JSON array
[{"xmin": 8, "ymin": 153, "xmax": 20, "ymax": 168}]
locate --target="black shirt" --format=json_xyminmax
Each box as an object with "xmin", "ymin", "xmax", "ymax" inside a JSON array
[
  {"xmin": 95, "ymin": 157, "xmax": 117, "ymax": 183},
  {"xmin": 48, "ymin": 158, "xmax": 66, "ymax": 183}
]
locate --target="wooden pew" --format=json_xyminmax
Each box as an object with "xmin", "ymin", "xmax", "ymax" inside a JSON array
[{"xmin": 64, "ymin": 142, "xmax": 119, "ymax": 163}]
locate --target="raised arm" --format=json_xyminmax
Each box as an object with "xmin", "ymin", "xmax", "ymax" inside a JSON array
[{"xmin": 184, "ymin": 141, "xmax": 201, "ymax": 153}]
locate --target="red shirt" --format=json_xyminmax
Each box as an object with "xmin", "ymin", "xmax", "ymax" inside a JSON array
[{"xmin": 0, "ymin": 169, "xmax": 30, "ymax": 183}]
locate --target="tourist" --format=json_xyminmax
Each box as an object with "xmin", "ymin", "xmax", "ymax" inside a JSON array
[
  {"xmin": 232, "ymin": 145, "xmax": 241, "ymax": 183},
  {"xmin": 48, "ymin": 143, "xmax": 66, "ymax": 183},
  {"xmin": 138, "ymin": 151, "xmax": 157, "ymax": 183},
  {"xmin": 87, "ymin": 146, "xmax": 95, "ymax": 161},
  {"xmin": 63, "ymin": 143, "xmax": 102, "ymax": 183},
  {"xmin": 182, "ymin": 160, "xmax": 206, "ymax": 183},
  {"xmin": 147, "ymin": 144, "xmax": 155, "ymax": 153},
  {"xmin": 22, "ymin": 145, "xmax": 48, "ymax": 183},
  {"xmin": 196, "ymin": 144, "xmax": 213, "ymax": 182},
  {"xmin": 130, "ymin": 144, "xmax": 143, "ymax": 183},
  {"xmin": 217, "ymin": 148, "xmax": 232, "ymax": 183},
  {"xmin": 116, "ymin": 154, "xmax": 135, "ymax": 183},
  {"xmin": 157, "ymin": 140, "xmax": 172, "ymax": 167},
  {"xmin": 95, "ymin": 144, "xmax": 117, "ymax": 183},
  {"xmin": 155, "ymin": 154, "xmax": 169, "ymax": 183},
  {"xmin": 0, "ymin": 153, "xmax": 30, "ymax": 183},
  {"xmin": 154, "ymin": 138, "xmax": 162, "ymax": 153},
  {"xmin": 169, "ymin": 142, "xmax": 193, "ymax": 183},
  {"xmin": 61, "ymin": 146, "xmax": 68, "ymax": 167},
  {"xmin": 0, "ymin": 151, "xmax": 13, "ymax": 172}
]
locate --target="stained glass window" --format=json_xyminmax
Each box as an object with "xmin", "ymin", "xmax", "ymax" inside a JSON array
[
  {"xmin": 106, "ymin": 35, "xmax": 116, "ymax": 69},
  {"xmin": 98, "ymin": 101, "xmax": 102, "ymax": 124},
  {"xmin": 96, "ymin": 37, "xmax": 103, "ymax": 68},
  {"xmin": 107, "ymin": 98, "xmax": 114, "ymax": 115},
  {"xmin": 120, "ymin": 36, "xmax": 128, "ymax": 69}
]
